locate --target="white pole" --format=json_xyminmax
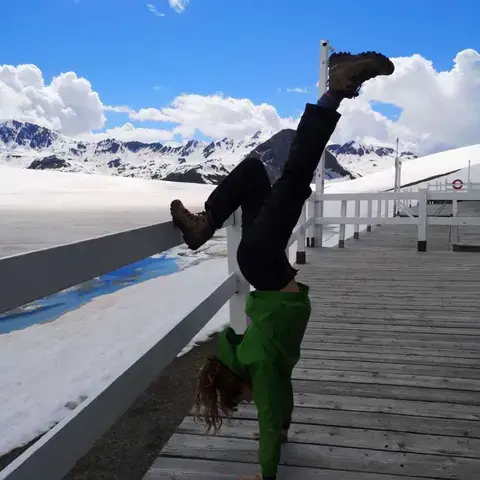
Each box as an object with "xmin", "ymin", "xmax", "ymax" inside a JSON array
[
  {"xmin": 417, "ymin": 189, "xmax": 428, "ymax": 252},
  {"xmin": 227, "ymin": 209, "xmax": 250, "ymax": 333},
  {"xmin": 338, "ymin": 200, "xmax": 347, "ymax": 248},
  {"xmin": 394, "ymin": 138, "xmax": 399, "ymax": 216},
  {"xmin": 296, "ymin": 203, "xmax": 307, "ymax": 264},
  {"xmin": 353, "ymin": 200, "xmax": 360, "ymax": 239},
  {"xmin": 313, "ymin": 39, "xmax": 330, "ymax": 247},
  {"xmin": 468, "ymin": 160, "xmax": 471, "ymax": 191}
]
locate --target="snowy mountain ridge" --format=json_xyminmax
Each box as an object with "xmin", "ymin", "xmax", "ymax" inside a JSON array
[
  {"xmin": 0, "ymin": 120, "xmax": 417, "ymax": 184},
  {"xmin": 329, "ymin": 140, "xmax": 417, "ymax": 177}
]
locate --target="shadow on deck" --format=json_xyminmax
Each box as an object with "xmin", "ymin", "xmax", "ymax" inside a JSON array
[{"xmin": 142, "ymin": 222, "xmax": 480, "ymax": 479}]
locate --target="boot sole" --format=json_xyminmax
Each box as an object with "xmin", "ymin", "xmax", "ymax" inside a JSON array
[{"xmin": 330, "ymin": 51, "xmax": 395, "ymax": 76}]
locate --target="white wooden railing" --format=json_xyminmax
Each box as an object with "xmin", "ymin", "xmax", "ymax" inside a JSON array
[
  {"xmin": 307, "ymin": 188, "xmax": 480, "ymax": 251},
  {"xmin": 2, "ymin": 185, "xmax": 480, "ymax": 479},
  {"xmin": 0, "ymin": 208, "xmax": 310, "ymax": 480}
]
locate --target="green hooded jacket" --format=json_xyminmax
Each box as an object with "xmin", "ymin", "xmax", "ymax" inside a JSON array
[{"xmin": 216, "ymin": 282, "xmax": 311, "ymax": 478}]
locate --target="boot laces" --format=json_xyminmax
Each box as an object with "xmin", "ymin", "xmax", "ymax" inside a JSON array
[{"xmin": 184, "ymin": 208, "xmax": 206, "ymax": 225}]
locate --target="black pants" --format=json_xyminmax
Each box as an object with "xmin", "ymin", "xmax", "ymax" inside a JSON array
[{"xmin": 205, "ymin": 104, "xmax": 341, "ymax": 290}]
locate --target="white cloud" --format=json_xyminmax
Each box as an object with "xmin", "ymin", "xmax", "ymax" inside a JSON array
[
  {"xmin": 146, "ymin": 3, "xmax": 164, "ymax": 17},
  {"xmin": 104, "ymin": 105, "xmax": 132, "ymax": 114},
  {"xmin": 332, "ymin": 49, "xmax": 480, "ymax": 153},
  {"xmin": 130, "ymin": 93, "xmax": 297, "ymax": 140},
  {"xmin": 0, "ymin": 64, "xmax": 105, "ymax": 136},
  {"xmin": 86, "ymin": 123, "xmax": 174, "ymax": 143},
  {"xmin": 169, "ymin": 0, "xmax": 189, "ymax": 13},
  {"xmin": 286, "ymin": 87, "xmax": 311, "ymax": 94},
  {"xmin": 2, "ymin": 50, "xmax": 479, "ymax": 154}
]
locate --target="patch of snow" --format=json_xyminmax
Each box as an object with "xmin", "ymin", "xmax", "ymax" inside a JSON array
[{"xmin": 0, "ymin": 258, "xmax": 228, "ymax": 457}]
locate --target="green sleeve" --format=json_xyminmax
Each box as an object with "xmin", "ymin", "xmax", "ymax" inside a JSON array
[
  {"xmin": 251, "ymin": 360, "xmax": 284, "ymax": 478},
  {"xmin": 282, "ymin": 377, "xmax": 294, "ymax": 430}
]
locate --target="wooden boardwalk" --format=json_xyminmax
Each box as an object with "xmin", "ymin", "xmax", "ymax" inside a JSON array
[{"xmin": 143, "ymin": 223, "xmax": 480, "ymax": 479}]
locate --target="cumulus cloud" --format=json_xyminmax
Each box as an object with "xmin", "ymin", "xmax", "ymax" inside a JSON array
[
  {"xmin": 0, "ymin": 64, "xmax": 105, "ymax": 136},
  {"xmin": 86, "ymin": 123, "xmax": 174, "ymax": 143},
  {"xmin": 332, "ymin": 49, "xmax": 480, "ymax": 153},
  {"xmin": 169, "ymin": 0, "xmax": 189, "ymax": 13},
  {"xmin": 130, "ymin": 93, "xmax": 298, "ymax": 139},
  {"xmin": 2, "ymin": 49, "xmax": 479, "ymax": 154},
  {"xmin": 146, "ymin": 3, "xmax": 164, "ymax": 17}
]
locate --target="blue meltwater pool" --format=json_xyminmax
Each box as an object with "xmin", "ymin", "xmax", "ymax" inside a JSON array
[{"xmin": 0, "ymin": 254, "xmax": 179, "ymax": 334}]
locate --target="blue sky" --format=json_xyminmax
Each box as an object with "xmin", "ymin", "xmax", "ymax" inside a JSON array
[{"xmin": 1, "ymin": 0, "xmax": 479, "ymax": 148}]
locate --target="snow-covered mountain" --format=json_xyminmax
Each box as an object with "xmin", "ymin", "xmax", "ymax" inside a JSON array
[
  {"xmin": 329, "ymin": 140, "xmax": 417, "ymax": 177},
  {"xmin": 0, "ymin": 120, "xmax": 416, "ymax": 184}
]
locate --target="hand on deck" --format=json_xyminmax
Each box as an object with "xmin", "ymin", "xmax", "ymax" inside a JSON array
[{"xmin": 237, "ymin": 475, "xmax": 262, "ymax": 480}]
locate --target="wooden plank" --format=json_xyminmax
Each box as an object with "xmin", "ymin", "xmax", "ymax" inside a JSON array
[
  {"xmin": 160, "ymin": 434, "xmax": 480, "ymax": 479},
  {"xmin": 308, "ymin": 323, "xmax": 480, "ymax": 335},
  {"xmin": 292, "ymin": 368, "xmax": 480, "ymax": 391},
  {"xmin": 304, "ymin": 334, "xmax": 480, "ymax": 350},
  {"xmin": 177, "ymin": 416, "xmax": 480, "ymax": 458},
  {"xmin": 301, "ymin": 342, "xmax": 480, "ymax": 359},
  {"xmin": 295, "ymin": 358, "xmax": 480, "ymax": 379},
  {"xmin": 306, "ymin": 326, "xmax": 480, "ymax": 344},
  {"xmin": 308, "ymin": 318, "xmax": 480, "ymax": 328},
  {"xmin": 145, "ymin": 457, "xmax": 426, "ymax": 480},
  {"xmin": 292, "ymin": 392, "xmax": 480, "ymax": 420},
  {"xmin": 300, "ymin": 348, "xmax": 480, "ymax": 368},
  {"xmin": 228, "ymin": 403, "xmax": 480, "ymax": 438},
  {"xmin": 308, "ymin": 310, "xmax": 480, "ymax": 322},
  {"xmin": 293, "ymin": 380, "xmax": 480, "ymax": 405},
  {"xmin": 316, "ymin": 302, "xmax": 480, "ymax": 313}
]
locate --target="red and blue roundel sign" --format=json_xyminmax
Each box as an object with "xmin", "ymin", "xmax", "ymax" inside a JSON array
[{"xmin": 452, "ymin": 179, "xmax": 464, "ymax": 190}]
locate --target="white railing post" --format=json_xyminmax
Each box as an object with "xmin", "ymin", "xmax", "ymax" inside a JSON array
[
  {"xmin": 314, "ymin": 39, "xmax": 332, "ymax": 247},
  {"xmin": 366, "ymin": 199, "xmax": 373, "ymax": 232},
  {"xmin": 353, "ymin": 199, "xmax": 360, "ymax": 239},
  {"xmin": 376, "ymin": 199, "xmax": 382, "ymax": 226},
  {"xmin": 227, "ymin": 209, "xmax": 250, "ymax": 333},
  {"xmin": 453, "ymin": 199, "xmax": 458, "ymax": 217},
  {"xmin": 306, "ymin": 198, "xmax": 315, "ymax": 247},
  {"xmin": 417, "ymin": 189, "xmax": 428, "ymax": 252},
  {"xmin": 338, "ymin": 200, "xmax": 347, "ymax": 248},
  {"xmin": 296, "ymin": 203, "xmax": 307, "ymax": 264},
  {"xmin": 384, "ymin": 199, "xmax": 389, "ymax": 219}
]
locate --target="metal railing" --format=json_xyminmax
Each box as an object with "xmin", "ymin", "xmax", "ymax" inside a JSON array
[{"xmin": 0, "ymin": 207, "xmax": 310, "ymax": 480}]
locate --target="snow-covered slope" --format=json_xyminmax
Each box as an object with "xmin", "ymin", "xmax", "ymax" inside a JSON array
[
  {"xmin": 328, "ymin": 140, "xmax": 417, "ymax": 177},
  {"xmin": 326, "ymin": 143, "xmax": 480, "ymax": 194},
  {"xmin": 0, "ymin": 120, "xmax": 416, "ymax": 184}
]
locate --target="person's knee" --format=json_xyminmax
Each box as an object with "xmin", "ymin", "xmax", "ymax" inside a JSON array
[{"xmin": 241, "ymin": 155, "xmax": 267, "ymax": 175}]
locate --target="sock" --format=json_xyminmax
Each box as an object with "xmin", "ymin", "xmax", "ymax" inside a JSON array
[{"xmin": 317, "ymin": 90, "xmax": 344, "ymax": 110}]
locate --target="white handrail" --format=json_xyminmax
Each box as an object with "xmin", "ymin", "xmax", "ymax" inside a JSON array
[
  {"xmin": 0, "ymin": 208, "xmax": 309, "ymax": 480},
  {"xmin": 311, "ymin": 189, "xmax": 480, "ymax": 251}
]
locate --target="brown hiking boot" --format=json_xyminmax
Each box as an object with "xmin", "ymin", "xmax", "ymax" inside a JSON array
[
  {"xmin": 328, "ymin": 51, "xmax": 395, "ymax": 98},
  {"xmin": 170, "ymin": 199, "xmax": 216, "ymax": 250}
]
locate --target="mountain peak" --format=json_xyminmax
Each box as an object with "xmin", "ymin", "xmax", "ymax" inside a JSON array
[{"xmin": 0, "ymin": 119, "xmax": 410, "ymax": 184}]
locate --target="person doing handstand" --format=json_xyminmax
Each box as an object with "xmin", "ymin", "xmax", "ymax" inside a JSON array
[{"xmin": 170, "ymin": 50, "xmax": 395, "ymax": 480}]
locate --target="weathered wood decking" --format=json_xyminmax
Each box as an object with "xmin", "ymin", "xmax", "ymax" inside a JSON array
[{"xmin": 143, "ymin": 222, "xmax": 480, "ymax": 479}]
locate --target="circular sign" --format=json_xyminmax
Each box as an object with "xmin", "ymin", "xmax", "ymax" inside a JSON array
[{"xmin": 452, "ymin": 179, "xmax": 464, "ymax": 190}]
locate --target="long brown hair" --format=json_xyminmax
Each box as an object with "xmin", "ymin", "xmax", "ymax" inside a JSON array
[{"xmin": 193, "ymin": 355, "xmax": 245, "ymax": 434}]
